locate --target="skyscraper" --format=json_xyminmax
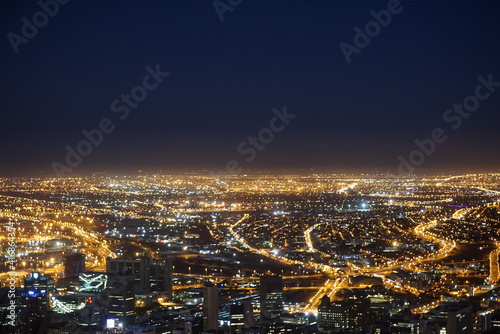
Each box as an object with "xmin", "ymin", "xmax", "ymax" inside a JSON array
[
  {"xmin": 447, "ymin": 305, "xmax": 473, "ymax": 334},
  {"xmin": 203, "ymin": 282, "xmax": 219, "ymax": 331},
  {"xmin": 260, "ymin": 276, "xmax": 283, "ymax": 320},
  {"xmin": 107, "ymin": 273, "xmax": 135, "ymax": 328},
  {"xmin": 64, "ymin": 252, "xmax": 86, "ymax": 278},
  {"xmin": 491, "ymin": 310, "xmax": 500, "ymax": 330},
  {"xmin": 317, "ymin": 296, "xmax": 349, "ymax": 331},
  {"xmin": 230, "ymin": 302, "xmax": 253, "ymax": 334},
  {"xmin": 21, "ymin": 272, "xmax": 49, "ymax": 334}
]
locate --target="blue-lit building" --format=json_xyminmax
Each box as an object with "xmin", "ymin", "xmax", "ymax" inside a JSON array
[{"xmin": 21, "ymin": 272, "xmax": 50, "ymax": 334}]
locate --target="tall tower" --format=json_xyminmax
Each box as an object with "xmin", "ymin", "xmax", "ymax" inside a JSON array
[
  {"xmin": 260, "ymin": 276, "xmax": 283, "ymax": 320},
  {"xmin": 203, "ymin": 282, "xmax": 219, "ymax": 331},
  {"xmin": 21, "ymin": 272, "xmax": 49, "ymax": 334},
  {"xmin": 149, "ymin": 258, "xmax": 173, "ymax": 300},
  {"xmin": 447, "ymin": 305, "xmax": 473, "ymax": 334},
  {"xmin": 64, "ymin": 252, "xmax": 86, "ymax": 278},
  {"xmin": 230, "ymin": 301, "xmax": 253, "ymax": 334},
  {"xmin": 107, "ymin": 273, "xmax": 135, "ymax": 328}
]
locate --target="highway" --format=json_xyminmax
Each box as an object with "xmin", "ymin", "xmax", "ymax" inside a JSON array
[{"xmin": 487, "ymin": 242, "xmax": 500, "ymax": 284}]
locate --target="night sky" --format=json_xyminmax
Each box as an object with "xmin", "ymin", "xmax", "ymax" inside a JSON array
[{"xmin": 1, "ymin": 0, "xmax": 500, "ymax": 176}]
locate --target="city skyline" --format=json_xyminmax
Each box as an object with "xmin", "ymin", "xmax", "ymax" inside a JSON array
[
  {"xmin": 2, "ymin": 1, "xmax": 500, "ymax": 333},
  {"xmin": 1, "ymin": 172, "xmax": 500, "ymax": 333}
]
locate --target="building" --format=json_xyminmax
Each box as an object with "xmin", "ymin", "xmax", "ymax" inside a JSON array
[
  {"xmin": 149, "ymin": 258, "xmax": 172, "ymax": 297},
  {"xmin": 447, "ymin": 305, "xmax": 473, "ymax": 334},
  {"xmin": 106, "ymin": 256, "xmax": 172, "ymax": 298},
  {"xmin": 492, "ymin": 310, "xmax": 500, "ymax": 330},
  {"xmin": 230, "ymin": 302, "xmax": 253, "ymax": 334},
  {"xmin": 21, "ymin": 272, "xmax": 50, "ymax": 334},
  {"xmin": 317, "ymin": 296, "xmax": 349, "ymax": 331},
  {"xmin": 107, "ymin": 273, "xmax": 135, "ymax": 328},
  {"xmin": 427, "ymin": 302, "xmax": 474, "ymax": 334},
  {"xmin": 203, "ymin": 282, "xmax": 219, "ymax": 331},
  {"xmin": 260, "ymin": 276, "xmax": 283, "ymax": 320},
  {"xmin": 318, "ymin": 288, "xmax": 393, "ymax": 333},
  {"xmin": 64, "ymin": 253, "xmax": 86, "ymax": 278},
  {"xmin": 77, "ymin": 272, "xmax": 108, "ymax": 293}
]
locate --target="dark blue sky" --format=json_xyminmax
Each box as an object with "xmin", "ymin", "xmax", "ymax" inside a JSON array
[{"xmin": 1, "ymin": 0, "xmax": 500, "ymax": 176}]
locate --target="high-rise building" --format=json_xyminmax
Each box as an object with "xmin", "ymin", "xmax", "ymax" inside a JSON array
[
  {"xmin": 203, "ymin": 282, "xmax": 219, "ymax": 331},
  {"xmin": 317, "ymin": 296, "xmax": 349, "ymax": 331},
  {"xmin": 64, "ymin": 253, "xmax": 86, "ymax": 278},
  {"xmin": 149, "ymin": 258, "xmax": 172, "ymax": 297},
  {"xmin": 346, "ymin": 296, "xmax": 371, "ymax": 332},
  {"xmin": 106, "ymin": 257, "xmax": 148, "ymax": 291},
  {"xmin": 107, "ymin": 273, "xmax": 135, "ymax": 328},
  {"xmin": 492, "ymin": 310, "xmax": 500, "ymax": 329},
  {"xmin": 21, "ymin": 272, "xmax": 50, "ymax": 334},
  {"xmin": 106, "ymin": 257, "xmax": 172, "ymax": 298},
  {"xmin": 230, "ymin": 302, "xmax": 253, "ymax": 334},
  {"xmin": 76, "ymin": 272, "xmax": 109, "ymax": 329},
  {"xmin": 447, "ymin": 305, "xmax": 473, "ymax": 334},
  {"xmin": 427, "ymin": 302, "xmax": 474, "ymax": 334},
  {"xmin": 260, "ymin": 276, "xmax": 283, "ymax": 320},
  {"xmin": 317, "ymin": 289, "xmax": 392, "ymax": 333}
]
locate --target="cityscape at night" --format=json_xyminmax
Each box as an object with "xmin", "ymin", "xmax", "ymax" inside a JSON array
[
  {"xmin": 1, "ymin": 1, "xmax": 500, "ymax": 333},
  {"xmin": 1, "ymin": 174, "xmax": 500, "ymax": 333}
]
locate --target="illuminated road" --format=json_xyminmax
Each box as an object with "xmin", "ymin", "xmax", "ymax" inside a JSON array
[
  {"xmin": 487, "ymin": 242, "xmax": 500, "ymax": 284},
  {"xmin": 304, "ymin": 223, "xmax": 328, "ymax": 256},
  {"xmin": 302, "ymin": 276, "xmax": 348, "ymax": 314},
  {"xmin": 413, "ymin": 219, "xmax": 456, "ymax": 263},
  {"xmin": 0, "ymin": 210, "xmax": 116, "ymax": 280},
  {"xmin": 228, "ymin": 214, "xmax": 344, "ymax": 314},
  {"xmin": 301, "ymin": 210, "xmax": 464, "ymax": 313},
  {"xmin": 412, "ymin": 298, "xmax": 442, "ymax": 314},
  {"xmin": 228, "ymin": 214, "xmax": 335, "ymax": 271},
  {"xmin": 476, "ymin": 187, "xmax": 500, "ymax": 195}
]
